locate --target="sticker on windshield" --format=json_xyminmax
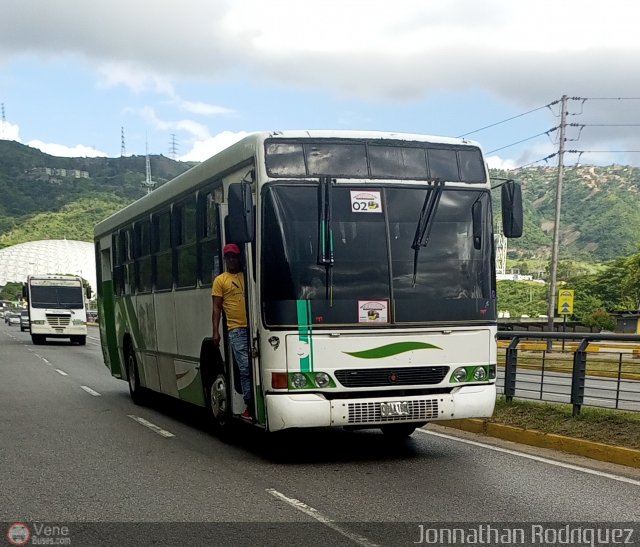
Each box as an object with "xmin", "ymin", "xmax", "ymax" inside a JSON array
[
  {"xmin": 350, "ymin": 191, "xmax": 382, "ymax": 213},
  {"xmin": 358, "ymin": 300, "xmax": 389, "ymax": 323}
]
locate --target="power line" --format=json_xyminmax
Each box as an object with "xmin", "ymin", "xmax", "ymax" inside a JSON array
[
  {"xmin": 514, "ymin": 153, "xmax": 558, "ymax": 169},
  {"xmin": 576, "ymin": 124, "xmax": 640, "ymax": 127},
  {"xmin": 579, "ymin": 97, "xmax": 640, "ymax": 101},
  {"xmin": 566, "ymin": 149, "xmax": 640, "ymax": 154},
  {"xmin": 486, "ymin": 129, "xmax": 558, "ymax": 154},
  {"xmin": 457, "ymin": 101, "xmax": 557, "ymax": 138}
]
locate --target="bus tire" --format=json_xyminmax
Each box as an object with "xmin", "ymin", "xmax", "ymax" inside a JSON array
[
  {"xmin": 75, "ymin": 335, "xmax": 86, "ymax": 345},
  {"xmin": 126, "ymin": 346, "xmax": 146, "ymax": 405},
  {"xmin": 380, "ymin": 423, "xmax": 419, "ymax": 438},
  {"xmin": 205, "ymin": 369, "xmax": 233, "ymax": 436},
  {"xmin": 32, "ymin": 335, "xmax": 45, "ymax": 345}
]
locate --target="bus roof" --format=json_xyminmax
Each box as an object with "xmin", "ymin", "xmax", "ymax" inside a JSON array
[
  {"xmin": 94, "ymin": 130, "xmax": 482, "ymax": 238},
  {"xmin": 28, "ymin": 274, "xmax": 82, "ymax": 281}
]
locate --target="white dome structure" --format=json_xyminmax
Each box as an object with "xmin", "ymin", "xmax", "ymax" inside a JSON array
[{"xmin": 0, "ymin": 240, "xmax": 96, "ymax": 294}]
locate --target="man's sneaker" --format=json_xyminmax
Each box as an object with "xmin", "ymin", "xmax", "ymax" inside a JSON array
[{"xmin": 241, "ymin": 408, "xmax": 253, "ymax": 422}]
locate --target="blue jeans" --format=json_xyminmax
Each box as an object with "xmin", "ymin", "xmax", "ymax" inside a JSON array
[{"xmin": 228, "ymin": 327, "xmax": 252, "ymax": 404}]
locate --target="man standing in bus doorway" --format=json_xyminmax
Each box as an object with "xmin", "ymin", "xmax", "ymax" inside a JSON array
[{"xmin": 212, "ymin": 243, "xmax": 253, "ymax": 421}]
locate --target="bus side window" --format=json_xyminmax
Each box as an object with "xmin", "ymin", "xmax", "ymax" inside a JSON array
[
  {"xmin": 175, "ymin": 198, "xmax": 197, "ymax": 288},
  {"xmin": 123, "ymin": 226, "xmax": 135, "ymax": 295},
  {"xmin": 114, "ymin": 231, "xmax": 125, "ymax": 295},
  {"xmin": 197, "ymin": 190, "xmax": 221, "ymax": 286},
  {"xmin": 153, "ymin": 209, "xmax": 173, "ymax": 291},
  {"xmin": 135, "ymin": 218, "xmax": 152, "ymax": 293}
]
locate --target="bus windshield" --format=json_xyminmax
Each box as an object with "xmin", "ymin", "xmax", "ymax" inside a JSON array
[
  {"xmin": 30, "ymin": 286, "xmax": 84, "ymax": 309},
  {"xmin": 262, "ymin": 183, "xmax": 495, "ymax": 327}
]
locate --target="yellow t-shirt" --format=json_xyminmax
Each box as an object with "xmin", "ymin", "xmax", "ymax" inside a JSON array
[{"xmin": 212, "ymin": 271, "xmax": 247, "ymax": 330}]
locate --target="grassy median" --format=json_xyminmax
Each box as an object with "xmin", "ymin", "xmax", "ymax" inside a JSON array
[{"xmin": 490, "ymin": 396, "xmax": 640, "ymax": 450}]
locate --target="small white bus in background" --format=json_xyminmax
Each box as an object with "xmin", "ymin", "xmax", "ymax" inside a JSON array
[{"xmin": 25, "ymin": 274, "xmax": 88, "ymax": 345}]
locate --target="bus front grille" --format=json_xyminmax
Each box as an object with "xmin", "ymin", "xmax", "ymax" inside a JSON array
[
  {"xmin": 335, "ymin": 366, "xmax": 449, "ymax": 388},
  {"xmin": 46, "ymin": 315, "xmax": 71, "ymax": 327},
  {"xmin": 347, "ymin": 399, "xmax": 439, "ymax": 424}
]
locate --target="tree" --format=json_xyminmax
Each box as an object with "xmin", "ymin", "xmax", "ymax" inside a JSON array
[
  {"xmin": 622, "ymin": 251, "xmax": 640, "ymax": 310},
  {"xmin": 0, "ymin": 281, "xmax": 24, "ymax": 302},
  {"xmin": 582, "ymin": 309, "xmax": 616, "ymax": 332}
]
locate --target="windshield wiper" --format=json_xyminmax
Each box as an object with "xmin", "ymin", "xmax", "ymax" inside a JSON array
[
  {"xmin": 317, "ymin": 176, "xmax": 335, "ymax": 303},
  {"xmin": 411, "ymin": 180, "xmax": 444, "ymax": 287}
]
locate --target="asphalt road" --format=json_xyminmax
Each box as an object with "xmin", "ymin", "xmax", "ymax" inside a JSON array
[{"xmin": 1, "ymin": 323, "xmax": 640, "ymax": 546}]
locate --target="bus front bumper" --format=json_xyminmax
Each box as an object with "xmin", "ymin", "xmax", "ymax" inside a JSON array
[
  {"xmin": 30, "ymin": 325, "xmax": 87, "ymax": 336},
  {"xmin": 265, "ymin": 383, "xmax": 496, "ymax": 432}
]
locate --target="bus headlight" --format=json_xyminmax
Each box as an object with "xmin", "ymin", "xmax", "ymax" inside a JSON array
[
  {"xmin": 314, "ymin": 372, "xmax": 331, "ymax": 388},
  {"xmin": 72, "ymin": 320, "xmax": 86, "ymax": 325},
  {"xmin": 291, "ymin": 373, "xmax": 308, "ymax": 389},
  {"xmin": 473, "ymin": 367, "xmax": 487, "ymax": 381},
  {"xmin": 451, "ymin": 367, "xmax": 468, "ymax": 383}
]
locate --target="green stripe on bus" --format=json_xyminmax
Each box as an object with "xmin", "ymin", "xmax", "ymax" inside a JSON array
[
  {"xmin": 100, "ymin": 280, "xmax": 121, "ymax": 377},
  {"xmin": 296, "ymin": 299, "xmax": 313, "ymax": 372},
  {"xmin": 343, "ymin": 341, "xmax": 442, "ymax": 359},
  {"xmin": 178, "ymin": 370, "xmax": 206, "ymax": 406}
]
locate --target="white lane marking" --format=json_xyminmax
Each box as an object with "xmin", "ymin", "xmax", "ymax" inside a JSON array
[
  {"xmin": 267, "ymin": 488, "xmax": 380, "ymax": 547},
  {"xmin": 128, "ymin": 415, "xmax": 175, "ymax": 438},
  {"xmin": 87, "ymin": 341, "xmax": 100, "ymax": 346},
  {"xmin": 417, "ymin": 429, "xmax": 640, "ymax": 487},
  {"xmin": 55, "ymin": 369, "xmax": 68, "ymax": 376},
  {"xmin": 41, "ymin": 358, "xmax": 50, "ymax": 365},
  {"xmin": 33, "ymin": 353, "xmax": 42, "ymax": 359},
  {"xmin": 80, "ymin": 385, "xmax": 101, "ymax": 397}
]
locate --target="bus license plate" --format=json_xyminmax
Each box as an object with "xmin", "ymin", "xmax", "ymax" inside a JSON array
[
  {"xmin": 55, "ymin": 328, "xmax": 63, "ymax": 333},
  {"xmin": 380, "ymin": 401, "xmax": 410, "ymax": 417}
]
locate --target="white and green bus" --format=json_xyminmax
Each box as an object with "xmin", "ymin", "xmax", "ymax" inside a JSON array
[{"xmin": 94, "ymin": 130, "xmax": 522, "ymax": 437}]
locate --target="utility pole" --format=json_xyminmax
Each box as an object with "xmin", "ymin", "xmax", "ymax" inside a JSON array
[
  {"xmin": 546, "ymin": 95, "xmax": 568, "ymax": 349},
  {"xmin": 120, "ymin": 127, "xmax": 126, "ymax": 157},
  {"xmin": 169, "ymin": 133, "xmax": 179, "ymax": 159}
]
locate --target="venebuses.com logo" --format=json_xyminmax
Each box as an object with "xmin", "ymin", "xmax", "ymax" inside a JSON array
[
  {"xmin": 5, "ymin": 522, "xmax": 71, "ymax": 545},
  {"xmin": 6, "ymin": 523, "xmax": 30, "ymax": 546}
]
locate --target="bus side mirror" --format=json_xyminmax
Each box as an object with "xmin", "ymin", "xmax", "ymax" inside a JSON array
[
  {"xmin": 21, "ymin": 284, "xmax": 28, "ymax": 302},
  {"xmin": 86, "ymin": 286, "xmax": 92, "ymax": 300},
  {"xmin": 501, "ymin": 180, "xmax": 523, "ymax": 238},
  {"xmin": 228, "ymin": 182, "xmax": 255, "ymax": 243}
]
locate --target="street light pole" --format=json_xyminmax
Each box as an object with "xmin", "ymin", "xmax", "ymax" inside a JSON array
[{"xmin": 546, "ymin": 94, "xmax": 568, "ymax": 350}]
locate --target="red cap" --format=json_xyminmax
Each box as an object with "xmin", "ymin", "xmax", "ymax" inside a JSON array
[{"xmin": 223, "ymin": 243, "xmax": 241, "ymax": 255}]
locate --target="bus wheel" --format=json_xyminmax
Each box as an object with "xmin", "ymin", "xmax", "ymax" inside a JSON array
[
  {"xmin": 32, "ymin": 335, "xmax": 45, "ymax": 345},
  {"xmin": 206, "ymin": 370, "xmax": 232, "ymax": 435},
  {"xmin": 74, "ymin": 336, "xmax": 86, "ymax": 345},
  {"xmin": 380, "ymin": 424, "xmax": 418, "ymax": 438},
  {"xmin": 126, "ymin": 347, "xmax": 146, "ymax": 405}
]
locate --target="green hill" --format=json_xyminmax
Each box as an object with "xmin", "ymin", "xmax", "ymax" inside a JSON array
[
  {"xmin": 494, "ymin": 164, "xmax": 640, "ymax": 262},
  {"xmin": 0, "ymin": 140, "xmax": 193, "ymax": 245}
]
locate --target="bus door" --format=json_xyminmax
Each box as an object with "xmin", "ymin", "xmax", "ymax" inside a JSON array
[
  {"xmin": 217, "ymin": 202, "xmax": 256, "ymax": 416},
  {"xmin": 96, "ymin": 237, "xmax": 122, "ymax": 377}
]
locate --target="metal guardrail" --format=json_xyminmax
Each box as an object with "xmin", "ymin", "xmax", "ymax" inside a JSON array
[{"xmin": 497, "ymin": 331, "xmax": 640, "ymax": 416}]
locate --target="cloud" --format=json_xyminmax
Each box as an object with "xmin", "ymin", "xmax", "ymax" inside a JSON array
[
  {"xmin": 486, "ymin": 155, "xmax": 518, "ymax": 171},
  {"xmin": 179, "ymin": 131, "xmax": 249, "ymax": 162},
  {"xmin": 27, "ymin": 140, "xmax": 107, "ymax": 158},
  {"xmin": 175, "ymin": 99, "xmax": 234, "ymax": 116},
  {"xmin": 3, "ymin": 0, "xmax": 640, "ymax": 164},
  {"xmin": 0, "ymin": 121, "xmax": 21, "ymax": 141},
  {"xmin": 3, "ymin": 1, "xmax": 639, "ymax": 105}
]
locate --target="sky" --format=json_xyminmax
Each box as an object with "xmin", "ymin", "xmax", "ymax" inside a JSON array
[{"xmin": 2, "ymin": 0, "xmax": 640, "ymax": 170}]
